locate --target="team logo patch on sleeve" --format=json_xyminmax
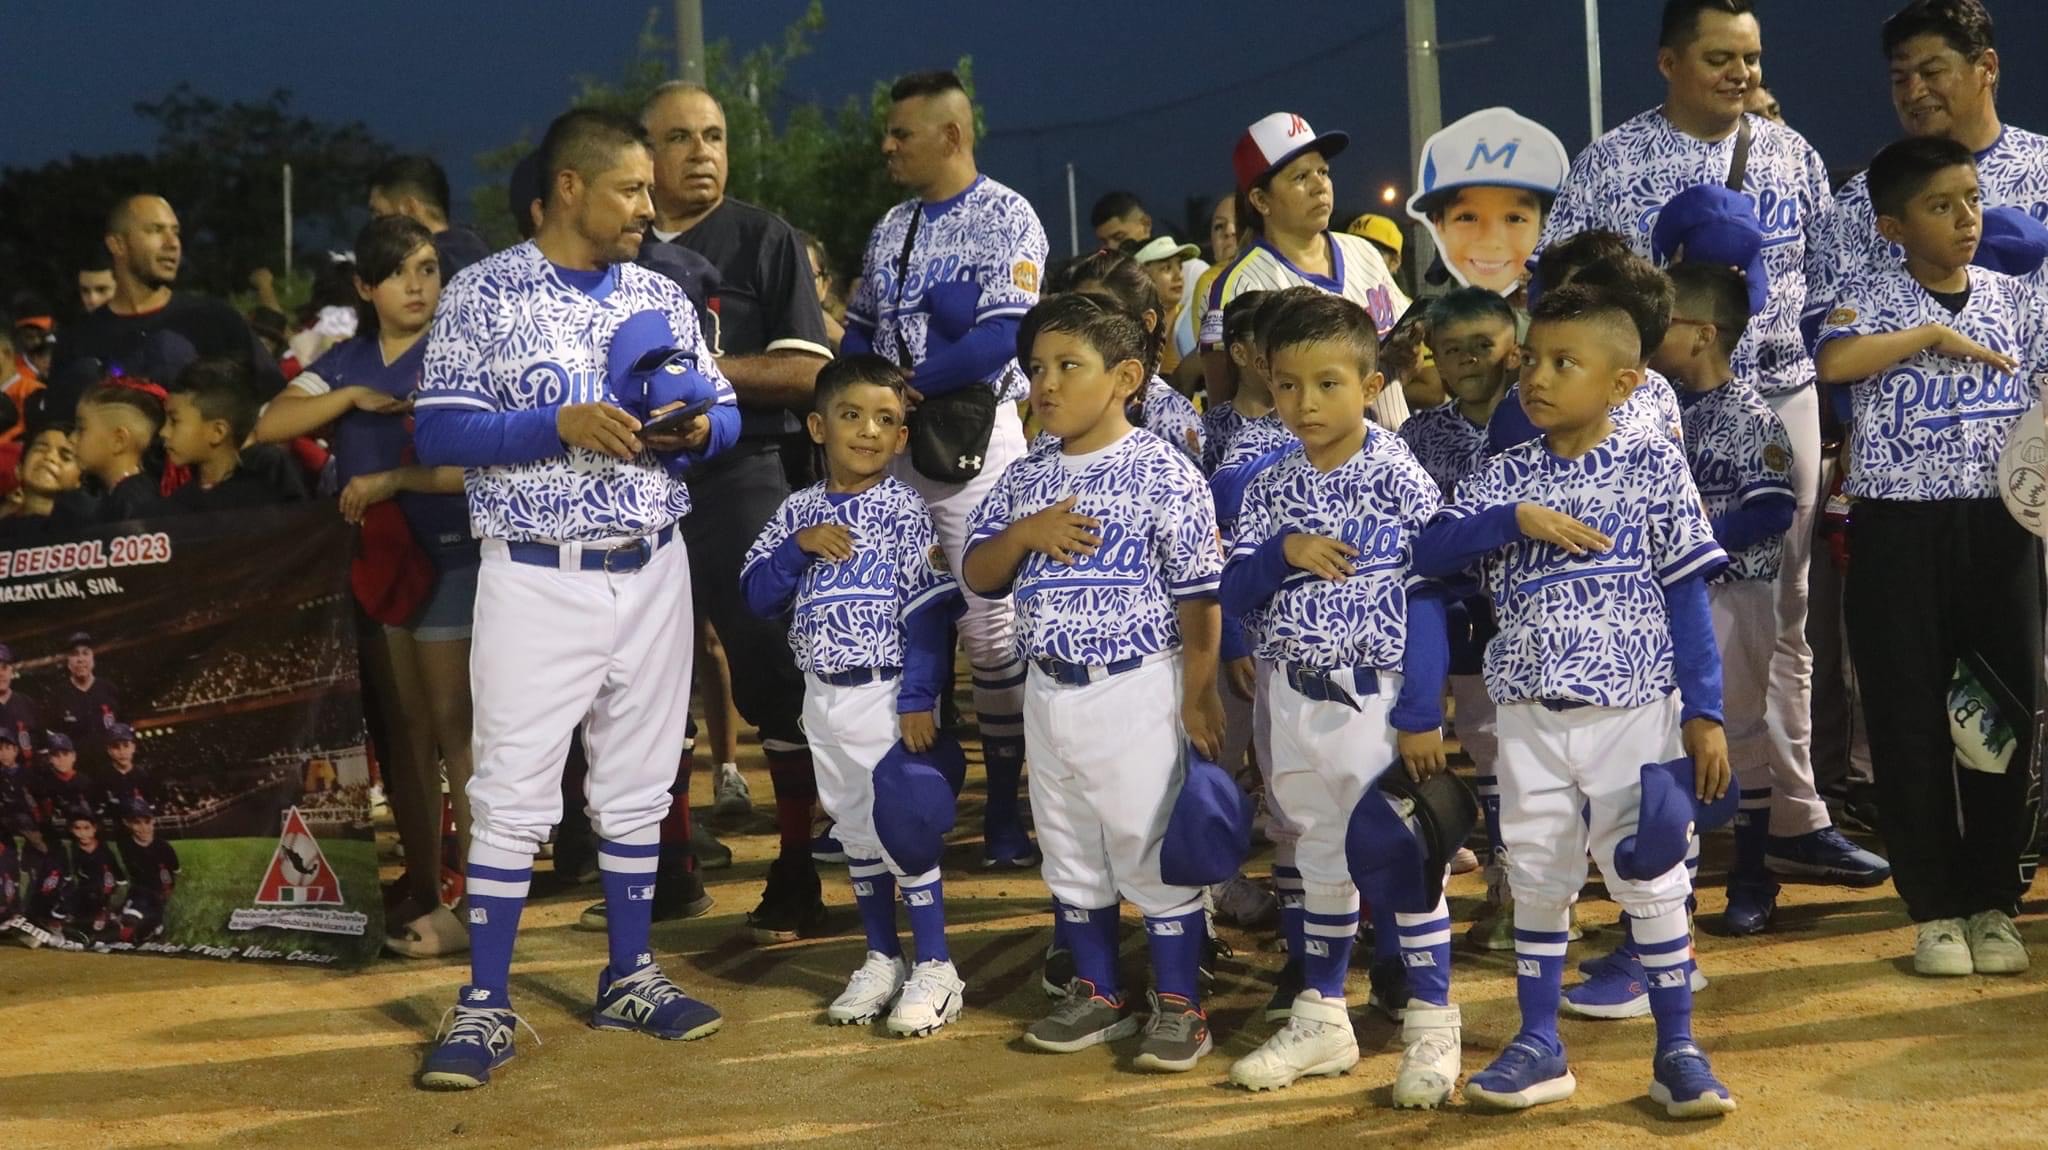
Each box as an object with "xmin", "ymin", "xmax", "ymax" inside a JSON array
[
  {"xmin": 1826, "ymin": 307, "xmax": 1857, "ymax": 327},
  {"xmin": 1013, "ymin": 261, "xmax": 1040, "ymax": 294},
  {"xmin": 927, "ymin": 544, "xmax": 950, "ymax": 573},
  {"xmin": 1763, "ymin": 444, "xmax": 1790, "ymax": 474}
]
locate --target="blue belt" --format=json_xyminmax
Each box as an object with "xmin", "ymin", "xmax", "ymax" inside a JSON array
[
  {"xmin": 1285, "ymin": 664, "xmax": 1381, "ymax": 711},
  {"xmin": 818, "ymin": 667, "xmax": 901, "ymax": 687},
  {"xmin": 1034, "ymin": 655, "xmax": 1145, "ymax": 687},
  {"xmin": 506, "ymin": 523, "xmax": 677, "ymax": 573}
]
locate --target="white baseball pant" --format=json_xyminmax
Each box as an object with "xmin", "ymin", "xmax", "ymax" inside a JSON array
[
  {"xmin": 1762, "ymin": 386, "xmax": 1830, "ymax": 836},
  {"xmin": 1025, "ymin": 655, "xmax": 1201, "ymax": 917},
  {"xmin": 1710, "ymin": 579, "xmax": 1777, "ymax": 796},
  {"xmin": 1266, "ymin": 668, "xmax": 1402, "ymax": 892},
  {"xmin": 465, "ymin": 536, "xmax": 694, "ymax": 855},
  {"xmin": 1496, "ymin": 693, "xmax": 1691, "ymax": 917},
  {"xmin": 802, "ymin": 675, "xmax": 936, "ymax": 883},
  {"xmin": 897, "ymin": 402, "xmax": 1029, "ymax": 736},
  {"xmin": 1253, "ymin": 658, "xmax": 1301, "ymax": 851}
]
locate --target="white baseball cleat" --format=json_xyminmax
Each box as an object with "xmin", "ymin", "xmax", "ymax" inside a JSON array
[
  {"xmin": 1390, "ymin": 1002, "xmax": 1462, "ymax": 1110},
  {"xmin": 887, "ymin": 959, "xmax": 965, "ymax": 1037},
  {"xmin": 1227, "ymin": 988, "xmax": 1359, "ymax": 1091},
  {"xmin": 828, "ymin": 950, "xmax": 907, "ymax": 1025}
]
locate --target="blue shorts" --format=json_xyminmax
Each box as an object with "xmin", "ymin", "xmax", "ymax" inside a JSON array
[{"xmin": 402, "ymin": 561, "xmax": 479, "ymax": 642}]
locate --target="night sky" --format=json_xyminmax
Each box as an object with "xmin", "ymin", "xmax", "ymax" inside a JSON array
[{"xmin": 8, "ymin": 0, "xmax": 2047, "ymax": 255}]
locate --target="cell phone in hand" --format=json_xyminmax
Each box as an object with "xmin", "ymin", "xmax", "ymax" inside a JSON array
[{"xmin": 640, "ymin": 396, "xmax": 716, "ymax": 437}]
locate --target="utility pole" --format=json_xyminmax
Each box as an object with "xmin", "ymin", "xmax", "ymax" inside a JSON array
[
  {"xmin": 1404, "ymin": 0, "xmax": 1443, "ymax": 283},
  {"xmin": 1585, "ymin": 0, "xmax": 1605, "ymax": 140},
  {"xmin": 676, "ymin": 0, "xmax": 706, "ymax": 84}
]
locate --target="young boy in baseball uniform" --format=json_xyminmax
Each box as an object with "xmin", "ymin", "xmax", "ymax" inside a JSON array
[
  {"xmin": 1815, "ymin": 136, "xmax": 2046, "ymax": 978},
  {"xmin": 1416, "ymin": 283, "xmax": 1737, "ymax": 1118},
  {"xmin": 963, "ymin": 291, "xmax": 1227, "ymax": 1073},
  {"xmin": 1219, "ymin": 293, "xmax": 1458, "ymax": 1106},
  {"xmin": 740, "ymin": 355, "xmax": 967, "ymax": 1036},
  {"xmin": 1399, "ymin": 289, "xmax": 1521, "ymax": 952},
  {"xmin": 1652, "ymin": 257, "xmax": 1798, "ymax": 938}
]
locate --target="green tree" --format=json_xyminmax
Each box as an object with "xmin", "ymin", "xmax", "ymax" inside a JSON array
[
  {"xmin": 0, "ymin": 86, "xmax": 391, "ymax": 308},
  {"xmin": 470, "ymin": 2, "xmax": 977, "ymax": 278}
]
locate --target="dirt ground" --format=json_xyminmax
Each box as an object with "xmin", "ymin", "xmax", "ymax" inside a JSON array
[{"xmin": 4, "ymin": 749, "xmax": 2046, "ymax": 1150}]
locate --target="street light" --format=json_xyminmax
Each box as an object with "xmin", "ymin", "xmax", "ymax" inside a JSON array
[{"xmin": 1380, "ymin": 185, "xmax": 1400, "ymax": 205}]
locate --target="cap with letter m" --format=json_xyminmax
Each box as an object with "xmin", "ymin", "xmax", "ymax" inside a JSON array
[
  {"xmin": 1406, "ymin": 106, "xmax": 1569, "ymax": 218},
  {"xmin": 1233, "ymin": 112, "xmax": 1349, "ymax": 193}
]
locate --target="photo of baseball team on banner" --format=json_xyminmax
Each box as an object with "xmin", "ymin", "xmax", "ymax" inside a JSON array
[{"xmin": 0, "ymin": 505, "xmax": 380, "ymax": 965}]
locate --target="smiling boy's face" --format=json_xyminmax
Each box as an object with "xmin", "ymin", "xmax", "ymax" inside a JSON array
[{"xmin": 1432, "ymin": 186, "xmax": 1545, "ymax": 294}]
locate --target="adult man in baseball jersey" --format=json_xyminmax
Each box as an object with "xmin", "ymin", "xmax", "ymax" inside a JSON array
[
  {"xmin": 411, "ymin": 109, "xmax": 738, "ymax": 1091},
  {"xmin": 0, "ymin": 645, "xmax": 37, "ymax": 762},
  {"xmin": 631, "ymin": 81, "xmax": 838, "ymax": 941},
  {"xmin": 47, "ymin": 633, "xmax": 118, "ymax": 768},
  {"xmin": 843, "ymin": 70, "xmax": 1047, "ymax": 866},
  {"xmin": 1539, "ymin": 0, "xmax": 1880, "ymax": 888}
]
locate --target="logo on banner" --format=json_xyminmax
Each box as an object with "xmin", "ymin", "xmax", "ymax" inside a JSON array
[{"xmin": 255, "ymin": 809, "xmax": 344, "ymax": 905}]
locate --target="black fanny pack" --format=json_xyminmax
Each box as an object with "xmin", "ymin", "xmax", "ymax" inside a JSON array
[{"xmin": 888, "ymin": 201, "xmax": 998, "ymax": 484}]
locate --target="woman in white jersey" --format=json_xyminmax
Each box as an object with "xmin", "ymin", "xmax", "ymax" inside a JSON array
[{"xmin": 1199, "ymin": 112, "xmax": 1410, "ymax": 428}]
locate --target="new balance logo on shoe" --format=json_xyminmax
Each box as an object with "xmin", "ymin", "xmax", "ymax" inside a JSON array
[
  {"xmin": 616, "ymin": 998, "xmax": 655, "ymax": 1023},
  {"xmin": 1404, "ymin": 952, "xmax": 1438, "ymax": 968},
  {"xmin": 635, "ymin": 952, "xmax": 652, "ymax": 967},
  {"xmin": 907, "ymin": 890, "xmax": 935, "ymax": 907},
  {"xmin": 467, "ymin": 988, "xmax": 494, "ymax": 1002},
  {"xmin": 1516, "ymin": 959, "xmax": 1541, "ymax": 978},
  {"xmin": 626, "ymin": 883, "xmax": 655, "ymax": 902}
]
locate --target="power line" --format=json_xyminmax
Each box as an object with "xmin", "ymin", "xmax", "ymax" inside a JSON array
[{"xmin": 986, "ymin": 14, "xmax": 1404, "ymax": 139}]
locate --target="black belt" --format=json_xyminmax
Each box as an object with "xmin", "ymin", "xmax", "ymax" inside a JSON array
[{"xmin": 817, "ymin": 667, "xmax": 901, "ymax": 687}]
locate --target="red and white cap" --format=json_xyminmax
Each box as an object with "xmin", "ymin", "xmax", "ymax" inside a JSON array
[{"xmin": 1233, "ymin": 112, "xmax": 1350, "ymax": 193}]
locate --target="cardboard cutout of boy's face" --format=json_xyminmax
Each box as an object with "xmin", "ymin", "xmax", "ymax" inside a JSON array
[{"xmin": 1406, "ymin": 107, "xmax": 1569, "ymax": 296}]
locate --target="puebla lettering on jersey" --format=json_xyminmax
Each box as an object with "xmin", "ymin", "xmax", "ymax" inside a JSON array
[
  {"xmin": 803, "ymin": 549, "xmax": 899, "ymax": 602},
  {"xmin": 1021, "ymin": 520, "xmax": 1152, "ymax": 595},
  {"xmin": 1881, "ymin": 364, "xmax": 2031, "ymax": 438}
]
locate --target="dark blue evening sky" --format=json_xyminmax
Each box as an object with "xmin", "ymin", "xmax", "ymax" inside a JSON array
[{"xmin": 7, "ymin": 0, "xmax": 2045, "ymax": 252}]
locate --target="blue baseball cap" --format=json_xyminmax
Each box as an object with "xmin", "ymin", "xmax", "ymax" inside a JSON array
[
  {"xmin": 1347, "ymin": 769, "xmax": 1481, "ymax": 914},
  {"xmin": 108, "ymin": 723, "xmax": 135, "ymax": 743},
  {"xmin": 121, "ymin": 797, "xmax": 156, "ymax": 820},
  {"xmin": 1612, "ymin": 757, "xmax": 1740, "ymax": 882},
  {"xmin": 872, "ymin": 735, "xmax": 964, "ymax": 875},
  {"xmin": 1159, "ymin": 744, "xmax": 1252, "ymax": 888},
  {"xmin": 44, "ymin": 732, "xmax": 75, "ymax": 754},
  {"xmin": 1650, "ymin": 185, "xmax": 1770, "ymax": 318},
  {"xmin": 605, "ymin": 310, "xmax": 689, "ymax": 422},
  {"xmin": 66, "ymin": 631, "xmax": 94, "ymax": 650},
  {"xmin": 1973, "ymin": 205, "xmax": 2048, "ymax": 278}
]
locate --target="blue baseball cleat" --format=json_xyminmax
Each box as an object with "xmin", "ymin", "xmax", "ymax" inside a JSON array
[
  {"xmin": 810, "ymin": 825, "xmax": 848, "ymax": 865},
  {"xmin": 1463, "ymin": 1035, "xmax": 1578, "ymax": 1111},
  {"xmin": 1722, "ymin": 878, "xmax": 1779, "ymax": 936},
  {"xmin": 591, "ymin": 961, "xmax": 724, "ymax": 1040},
  {"xmin": 1650, "ymin": 1041, "xmax": 1737, "ymax": 1118},
  {"xmin": 418, "ymin": 986, "xmax": 528, "ymax": 1090},
  {"xmin": 1562, "ymin": 950, "xmax": 1709, "ymax": 1020},
  {"xmin": 1766, "ymin": 826, "xmax": 1891, "ymax": 887}
]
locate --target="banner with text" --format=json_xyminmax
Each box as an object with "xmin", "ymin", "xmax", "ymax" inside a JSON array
[{"xmin": 0, "ymin": 504, "xmax": 381, "ymax": 966}]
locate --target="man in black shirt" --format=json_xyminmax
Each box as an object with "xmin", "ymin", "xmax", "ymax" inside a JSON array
[
  {"xmin": 47, "ymin": 635, "xmax": 120, "ymax": 767},
  {"xmin": 637, "ymin": 82, "xmax": 835, "ymax": 942},
  {"xmin": 0, "ymin": 645, "xmax": 38, "ymax": 761},
  {"xmin": 368, "ymin": 155, "xmax": 493, "ymax": 281},
  {"xmin": 47, "ymin": 195, "xmax": 285, "ymax": 421}
]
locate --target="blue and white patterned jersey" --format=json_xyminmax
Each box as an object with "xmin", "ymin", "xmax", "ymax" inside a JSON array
[
  {"xmin": 967, "ymin": 431, "xmax": 1223, "ymax": 665},
  {"xmin": 1625, "ymin": 370, "xmax": 1688, "ymax": 445},
  {"xmin": 1816, "ymin": 125, "xmax": 2048, "ymax": 308},
  {"xmin": 741, "ymin": 477, "xmax": 958, "ymax": 675},
  {"xmin": 1679, "ymin": 380, "xmax": 1794, "ymax": 583},
  {"xmin": 846, "ymin": 175, "xmax": 1047, "ymax": 403},
  {"xmin": 1200, "ymin": 401, "xmax": 1250, "ymax": 475},
  {"xmin": 1138, "ymin": 376, "xmax": 1206, "ymax": 465},
  {"xmin": 1399, "ymin": 401, "xmax": 1489, "ymax": 498},
  {"xmin": 416, "ymin": 242, "xmax": 736, "ymax": 543},
  {"xmin": 1818, "ymin": 264, "xmax": 2048, "ymax": 501},
  {"xmin": 1231, "ymin": 428, "xmax": 1440, "ymax": 671},
  {"xmin": 1542, "ymin": 109, "xmax": 1835, "ymax": 398},
  {"xmin": 1441, "ymin": 424, "xmax": 1727, "ymax": 707},
  {"xmin": 1216, "ymin": 411, "xmax": 1299, "ymax": 474}
]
